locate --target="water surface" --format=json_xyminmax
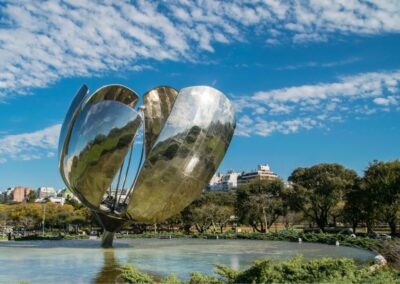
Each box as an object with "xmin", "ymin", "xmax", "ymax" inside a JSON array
[{"xmin": 0, "ymin": 238, "xmax": 376, "ymax": 283}]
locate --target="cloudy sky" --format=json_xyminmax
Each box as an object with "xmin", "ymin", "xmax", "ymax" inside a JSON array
[{"xmin": 0, "ymin": 0, "xmax": 399, "ymax": 189}]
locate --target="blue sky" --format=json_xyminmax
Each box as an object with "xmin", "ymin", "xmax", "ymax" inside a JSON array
[{"xmin": 0, "ymin": 0, "xmax": 399, "ymax": 189}]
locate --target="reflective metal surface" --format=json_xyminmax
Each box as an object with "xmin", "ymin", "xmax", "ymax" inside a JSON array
[
  {"xmin": 82, "ymin": 84, "xmax": 139, "ymax": 109},
  {"xmin": 125, "ymin": 86, "xmax": 236, "ymax": 223},
  {"xmin": 58, "ymin": 84, "xmax": 235, "ymax": 245},
  {"xmin": 143, "ymin": 86, "xmax": 178, "ymax": 156},
  {"xmin": 58, "ymin": 85, "xmax": 89, "ymax": 187},
  {"xmin": 59, "ymin": 84, "xmax": 141, "ymax": 212},
  {"xmin": 65, "ymin": 100, "xmax": 141, "ymax": 210}
]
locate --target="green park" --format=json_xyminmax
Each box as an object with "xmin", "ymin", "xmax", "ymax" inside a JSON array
[
  {"xmin": 1, "ymin": 161, "xmax": 400, "ymax": 283},
  {"xmin": 1, "ymin": 1, "xmax": 399, "ymax": 283}
]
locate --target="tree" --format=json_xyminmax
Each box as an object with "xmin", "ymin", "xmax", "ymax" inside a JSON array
[
  {"xmin": 237, "ymin": 179, "xmax": 285, "ymax": 233},
  {"xmin": 42, "ymin": 203, "xmax": 75, "ymax": 230},
  {"xmin": 286, "ymin": 163, "xmax": 357, "ymax": 231},
  {"xmin": 26, "ymin": 191, "xmax": 36, "ymax": 203},
  {"xmin": 343, "ymin": 178, "xmax": 367, "ymax": 233},
  {"xmin": 6, "ymin": 203, "xmax": 42, "ymax": 229},
  {"xmin": 208, "ymin": 204, "xmax": 234, "ymax": 233},
  {"xmin": 181, "ymin": 191, "xmax": 236, "ymax": 234},
  {"xmin": 191, "ymin": 205, "xmax": 213, "ymax": 233},
  {"xmin": 362, "ymin": 160, "xmax": 400, "ymax": 236}
]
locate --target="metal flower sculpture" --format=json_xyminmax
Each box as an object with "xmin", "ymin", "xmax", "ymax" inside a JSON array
[{"xmin": 58, "ymin": 84, "xmax": 236, "ymax": 247}]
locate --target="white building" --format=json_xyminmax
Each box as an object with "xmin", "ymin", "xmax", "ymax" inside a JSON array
[
  {"xmin": 37, "ymin": 187, "xmax": 56, "ymax": 198},
  {"xmin": 237, "ymin": 164, "xmax": 278, "ymax": 185},
  {"xmin": 208, "ymin": 171, "xmax": 240, "ymax": 191}
]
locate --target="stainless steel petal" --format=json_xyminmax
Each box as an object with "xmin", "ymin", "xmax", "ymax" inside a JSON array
[
  {"xmin": 82, "ymin": 84, "xmax": 139, "ymax": 109},
  {"xmin": 58, "ymin": 84, "xmax": 138, "ymax": 190},
  {"xmin": 143, "ymin": 86, "xmax": 178, "ymax": 156},
  {"xmin": 125, "ymin": 86, "xmax": 236, "ymax": 223},
  {"xmin": 58, "ymin": 85, "xmax": 89, "ymax": 187},
  {"xmin": 64, "ymin": 100, "xmax": 142, "ymax": 211}
]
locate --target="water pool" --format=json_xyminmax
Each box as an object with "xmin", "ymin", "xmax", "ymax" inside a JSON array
[{"xmin": 0, "ymin": 238, "xmax": 376, "ymax": 283}]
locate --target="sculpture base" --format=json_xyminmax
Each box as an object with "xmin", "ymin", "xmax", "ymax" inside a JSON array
[
  {"xmin": 93, "ymin": 211, "xmax": 126, "ymax": 248},
  {"xmin": 101, "ymin": 231, "xmax": 115, "ymax": 248}
]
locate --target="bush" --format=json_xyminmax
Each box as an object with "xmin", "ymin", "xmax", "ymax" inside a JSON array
[
  {"xmin": 14, "ymin": 235, "xmax": 62, "ymax": 241},
  {"xmin": 115, "ymin": 231, "xmax": 187, "ymax": 239},
  {"xmin": 216, "ymin": 231, "xmax": 380, "ymax": 250},
  {"xmin": 63, "ymin": 234, "xmax": 89, "ymax": 239},
  {"xmin": 373, "ymin": 239, "xmax": 400, "ymax": 270},
  {"xmin": 119, "ymin": 256, "xmax": 400, "ymax": 284},
  {"xmin": 119, "ymin": 264, "xmax": 154, "ymax": 283},
  {"xmin": 187, "ymin": 272, "xmax": 222, "ymax": 284}
]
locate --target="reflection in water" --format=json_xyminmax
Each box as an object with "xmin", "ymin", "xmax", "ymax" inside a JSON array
[{"xmin": 94, "ymin": 249, "xmax": 122, "ymax": 284}]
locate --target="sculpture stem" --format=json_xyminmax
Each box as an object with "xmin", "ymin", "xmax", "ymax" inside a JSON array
[
  {"xmin": 101, "ymin": 230, "xmax": 115, "ymax": 248},
  {"xmin": 93, "ymin": 211, "xmax": 125, "ymax": 248}
]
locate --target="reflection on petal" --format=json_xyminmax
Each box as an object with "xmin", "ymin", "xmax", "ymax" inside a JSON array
[
  {"xmin": 59, "ymin": 84, "xmax": 236, "ymax": 228},
  {"xmin": 58, "ymin": 84, "xmax": 89, "ymax": 187},
  {"xmin": 64, "ymin": 101, "xmax": 141, "ymax": 211},
  {"xmin": 82, "ymin": 84, "xmax": 139, "ymax": 109},
  {"xmin": 143, "ymin": 86, "xmax": 178, "ymax": 156},
  {"xmin": 126, "ymin": 86, "xmax": 236, "ymax": 223}
]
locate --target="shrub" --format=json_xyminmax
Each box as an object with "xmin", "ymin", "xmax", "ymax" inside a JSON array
[
  {"xmin": 14, "ymin": 235, "xmax": 63, "ymax": 241},
  {"xmin": 373, "ymin": 239, "xmax": 400, "ymax": 270},
  {"xmin": 119, "ymin": 264, "xmax": 154, "ymax": 283},
  {"xmin": 119, "ymin": 256, "xmax": 400, "ymax": 284},
  {"xmin": 187, "ymin": 272, "xmax": 222, "ymax": 284}
]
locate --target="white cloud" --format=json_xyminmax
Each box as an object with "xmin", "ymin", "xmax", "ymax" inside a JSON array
[
  {"xmin": 373, "ymin": 96, "xmax": 397, "ymax": 106},
  {"xmin": 0, "ymin": 0, "xmax": 399, "ymax": 97},
  {"xmin": 0, "ymin": 124, "xmax": 61, "ymax": 163},
  {"xmin": 2, "ymin": 69, "xmax": 399, "ymax": 159},
  {"xmin": 236, "ymin": 116, "xmax": 321, "ymax": 137},
  {"xmin": 252, "ymin": 70, "xmax": 400, "ymax": 107},
  {"xmin": 235, "ymin": 70, "xmax": 400, "ymax": 137}
]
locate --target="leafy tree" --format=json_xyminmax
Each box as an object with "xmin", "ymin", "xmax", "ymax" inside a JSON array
[
  {"xmin": 362, "ymin": 160, "xmax": 400, "ymax": 236},
  {"xmin": 162, "ymin": 213, "xmax": 183, "ymax": 232},
  {"xmin": 181, "ymin": 191, "xmax": 236, "ymax": 234},
  {"xmin": 286, "ymin": 163, "xmax": 357, "ymax": 231},
  {"xmin": 26, "ymin": 191, "xmax": 36, "ymax": 203},
  {"xmin": 208, "ymin": 204, "xmax": 233, "ymax": 233},
  {"xmin": 6, "ymin": 203, "xmax": 42, "ymax": 229},
  {"xmin": 0, "ymin": 204, "xmax": 8, "ymax": 227},
  {"xmin": 237, "ymin": 179, "xmax": 285, "ymax": 233},
  {"xmin": 191, "ymin": 205, "xmax": 213, "ymax": 233},
  {"xmin": 41, "ymin": 203, "xmax": 75, "ymax": 230},
  {"xmin": 343, "ymin": 178, "xmax": 367, "ymax": 233}
]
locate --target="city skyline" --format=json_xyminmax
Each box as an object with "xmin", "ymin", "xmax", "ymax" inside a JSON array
[
  {"xmin": 0, "ymin": 1, "xmax": 400, "ymax": 189},
  {"xmin": 0, "ymin": 162, "xmax": 276, "ymax": 191}
]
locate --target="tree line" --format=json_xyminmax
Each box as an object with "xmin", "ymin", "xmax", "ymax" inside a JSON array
[
  {"xmin": 0, "ymin": 199, "xmax": 96, "ymax": 232},
  {"xmin": 1, "ymin": 160, "xmax": 399, "ymax": 236},
  {"xmin": 167, "ymin": 160, "xmax": 400, "ymax": 236}
]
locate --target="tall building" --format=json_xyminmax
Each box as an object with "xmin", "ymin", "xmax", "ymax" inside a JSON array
[
  {"xmin": 237, "ymin": 164, "xmax": 278, "ymax": 185},
  {"xmin": 1, "ymin": 187, "xmax": 32, "ymax": 203}
]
